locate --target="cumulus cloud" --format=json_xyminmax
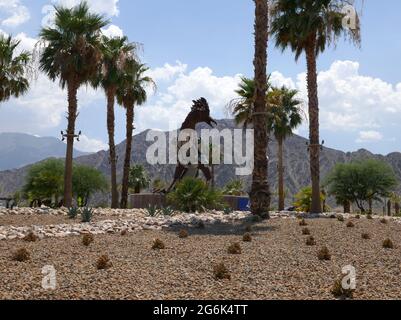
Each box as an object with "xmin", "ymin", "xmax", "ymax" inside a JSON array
[
  {"xmin": 42, "ymin": 0, "xmax": 120, "ymax": 27},
  {"xmin": 0, "ymin": 0, "xmax": 30, "ymax": 27},
  {"xmin": 356, "ymin": 131, "xmax": 384, "ymax": 143},
  {"xmin": 101, "ymin": 24, "xmax": 124, "ymax": 38},
  {"xmin": 75, "ymin": 134, "xmax": 108, "ymax": 152}
]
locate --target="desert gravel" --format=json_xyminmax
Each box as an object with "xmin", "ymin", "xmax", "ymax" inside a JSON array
[{"xmin": 1, "ymin": 215, "xmax": 401, "ymax": 300}]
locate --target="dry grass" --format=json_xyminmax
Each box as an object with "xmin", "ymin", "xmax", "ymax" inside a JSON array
[
  {"xmin": 318, "ymin": 246, "xmax": 331, "ymax": 261},
  {"xmin": 362, "ymin": 233, "xmax": 371, "ymax": 240},
  {"xmin": 178, "ymin": 229, "xmax": 189, "ymax": 239},
  {"xmin": 306, "ymin": 236, "xmax": 316, "ymax": 246},
  {"xmin": 12, "ymin": 248, "xmax": 30, "ymax": 262},
  {"xmin": 23, "ymin": 231, "xmax": 39, "ymax": 242},
  {"xmin": 242, "ymin": 233, "xmax": 252, "ymax": 242},
  {"xmin": 152, "ymin": 238, "xmax": 166, "ymax": 250},
  {"xmin": 82, "ymin": 234, "xmax": 94, "ymax": 247},
  {"xmin": 346, "ymin": 221, "xmax": 355, "ymax": 228},
  {"xmin": 302, "ymin": 228, "xmax": 311, "ymax": 235},
  {"xmin": 383, "ymin": 238, "xmax": 394, "ymax": 249},
  {"xmin": 213, "ymin": 263, "xmax": 231, "ymax": 280},
  {"xmin": 96, "ymin": 255, "xmax": 112, "ymax": 270},
  {"xmin": 227, "ymin": 243, "xmax": 242, "ymax": 255}
]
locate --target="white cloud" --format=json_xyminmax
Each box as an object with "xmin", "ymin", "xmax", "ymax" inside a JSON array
[
  {"xmin": 356, "ymin": 131, "xmax": 384, "ymax": 143},
  {"xmin": 42, "ymin": 0, "xmax": 120, "ymax": 27},
  {"xmin": 75, "ymin": 134, "xmax": 107, "ymax": 152},
  {"xmin": 147, "ymin": 61, "xmax": 188, "ymax": 82},
  {"xmin": 0, "ymin": 0, "xmax": 30, "ymax": 27},
  {"xmin": 101, "ymin": 24, "xmax": 123, "ymax": 38}
]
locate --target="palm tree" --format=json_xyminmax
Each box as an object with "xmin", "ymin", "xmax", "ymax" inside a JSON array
[
  {"xmin": 98, "ymin": 36, "xmax": 137, "ymax": 208},
  {"xmin": 271, "ymin": 0, "xmax": 361, "ymax": 213},
  {"xmin": 251, "ymin": 0, "xmax": 270, "ymax": 218},
  {"xmin": 128, "ymin": 165, "xmax": 150, "ymax": 194},
  {"xmin": 0, "ymin": 35, "xmax": 30, "ymax": 105},
  {"xmin": 229, "ymin": 77, "xmax": 256, "ymax": 128},
  {"xmin": 117, "ymin": 62, "xmax": 155, "ymax": 208},
  {"xmin": 39, "ymin": 2, "xmax": 107, "ymax": 207},
  {"xmin": 267, "ymin": 86, "xmax": 303, "ymax": 211}
]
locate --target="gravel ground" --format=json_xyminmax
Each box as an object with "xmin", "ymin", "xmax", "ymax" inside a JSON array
[{"xmin": 1, "ymin": 215, "xmax": 401, "ymax": 300}]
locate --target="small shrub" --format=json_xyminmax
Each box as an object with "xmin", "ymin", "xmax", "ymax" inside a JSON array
[
  {"xmin": 383, "ymin": 238, "xmax": 394, "ymax": 249},
  {"xmin": 146, "ymin": 205, "xmax": 160, "ymax": 217},
  {"xmin": 306, "ymin": 236, "xmax": 316, "ymax": 246},
  {"xmin": 243, "ymin": 233, "xmax": 252, "ymax": 242},
  {"xmin": 12, "ymin": 248, "xmax": 30, "ymax": 262},
  {"xmin": 380, "ymin": 218, "xmax": 388, "ymax": 224},
  {"xmin": 213, "ymin": 263, "xmax": 231, "ymax": 280},
  {"xmin": 160, "ymin": 206, "xmax": 175, "ymax": 217},
  {"xmin": 82, "ymin": 234, "xmax": 94, "ymax": 246},
  {"xmin": 366, "ymin": 214, "xmax": 373, "ymax": 220},
  {"xmin": 355, "ymin": 215, "xmax": 361, "ymax": 219},
  {"xmin": 152, "ymin": 239, "xmax": 165, "ymax": 250},
  {"xmin": 167, "ymin": 177, "xmax": 223, "ymax": 212},
  {"xmin": 81, "ymin": 207, "xmax": 94, "ymax": 223},
  {"xmin": 302, "ymin": 228, "xmax": 311, "ymax": 235},
  {"xmin": 331, "ymin": 279, "xmax": 354, "ymax": 299},
  {"xmin": 23, "ymin": 231, "xmax": 39, "ymax": 242},
  {"xmin": 337, "ymin": 215, "xmax": 345, "ymax": 222},
  {"xmin": 227, "ymin": 243, "xmax": 242, "ymax": 255},
  {"xmin": 318, "ymin": 246, "xmax": 331, "ymax": 261},
  {"xmin": 223, "ymin": 207, "xmax": 234, "ymax": 215},
  {"xmin": 96, "ymin": 255, "xmax": 112, "ymax": 270},
  {"xmin": 68, "ymin": 207, "xmax": 79, "ymax": 219},
  {"xmin": 362, "ymin": 233, "xmax": 371, "ymax": 240},
  {"xmin": 178, "ymin": 229, "xmax": 189, "ymax": 239},
  {"xmin": 346, "ymin": 221, "xmax": 355, "ymax": 228},
  {"xmin": 121, "ymin": 229, "xmax": 128, "ymax": 236},
  {"xmin": 299, "ymin": 219, "xmax": 308, "ymax": 226}
]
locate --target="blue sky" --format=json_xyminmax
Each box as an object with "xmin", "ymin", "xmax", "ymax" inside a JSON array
[{"xmin": 0, "ymin": 0, "xmax": 400, "ymax": 155}]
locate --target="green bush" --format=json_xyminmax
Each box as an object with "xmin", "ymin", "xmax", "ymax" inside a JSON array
[
  {"xmin": 223, "ymin": 180, "xmax": 246, "ymax": 196},
  {"xmin": 167, "ymin": 177, "xmax": 224, "ymax": 213},
  {"xmin": 293, "ymin": 187, "xmax": 325, "ymax": 213},
  {"xmin": 81, "ymin": 207, "xmax": 94, "ymax": 223}
]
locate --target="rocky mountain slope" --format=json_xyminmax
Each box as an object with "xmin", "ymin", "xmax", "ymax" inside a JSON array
[
  {"xmin": 0, "ymin": 120, "xmax": 400, "ymax": 208},
  {"xmin": 0, "ymin": 132, "xmax": 87, "ymax": 171}
]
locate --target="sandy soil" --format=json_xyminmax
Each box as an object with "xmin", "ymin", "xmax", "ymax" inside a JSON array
[{"xmin": 1, "ymin": 216, "xmax": 400, "ymax": 300}]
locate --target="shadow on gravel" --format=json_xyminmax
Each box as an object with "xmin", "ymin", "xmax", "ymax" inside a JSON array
[{"xmin": 165, "ymin": 218, "xmax": 278, "ymax": 237}]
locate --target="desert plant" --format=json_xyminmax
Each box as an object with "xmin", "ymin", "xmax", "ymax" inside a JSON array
[
  {"xmin": 227, "ymin": 243, "xmax": 242, "ymax": 255},
  {"xmin": 331, "ymin": 278, "xmax": 354, "ymax": 299},
  {"xmin": 346, "ymin": 221, "xmax": 355, "ymax": 228},
  {"xmin": 81, "ymin": 207, "xmax": 94, "ymax": 223},
  {"xmin": 362, "ymin": 233, "xmax": 371, "ymax": 240},
  {"xmin": 23, "ymin": 231, "xmax": 39, "ymax": 242},
  {"xmin": 167, "ymin": 177, "xmax": 224, "ymax": 213},
  {"xmin": 299, "ymin": 219, "xmax": 308, "ymax": 226},
  {"xmin": 178, "ymin": 230, "xmax": 189, "ymax": 239},
  {"xmin": 121, "ymin": 229, "xmax": 128, "ymax": 236},
  {"xmin": 302, "ymin": 228, "xmax": 311, "ymax": 236},
  {"xmin": 306, "ymin": 236, "xmax": 316, "ymax": 246},
  {"xmin": 146, "ymin": 205, "xmax": 160, "ymax": 217},
  {"xmin": 380, "ymin": 218, "xmax": 388, "ymax": 224},
  {"xmin": 96, "ymin": 255, "xmax": 112, "ymax": 270},
  {"xmin": 68, "ymin": 207, "xmax": 79, "ymax": 219},
  {"xmin": 293, "ymin": 187, "xmax": 325, "ymax": 213},
  {"xmin": 213, "ymin": 263, "xmax": 231, "ymax": 280},
  {"xmin": 128, "ymin": 165, "xmax": 150, "ymax": 194},
  {"xmin": 223, "ymin": 206, "xmax": 234, "ymax": 215},
  {"xmin": 243, "ymin": 233, "xmax": 252, "ymax": 242},
  {"xmin": 367, "ymin": 214, "xmax": 373, "ymax": 220},
  {"xmin": 355, "ymin": 215, "xmax": 361, "ymax": 219},
  {"xmin": 82, "ymin": 234, "xmax": 94, "ymax": 246},
  {"xmin": 152, "ymin": 239, "xmax": 165, "ymax": 250},
  {"xmin": 223, "ymin": 180, "xmax": 246, "ymax": 196},
  {"xmin": 383, "ymin": 239, "xmax": 394, "ymax": 249},
  {"xmin": 12, "ymin": 248, "xmax": 30, "ymax": 262},
  {"xmin": 337, "ymin": 215, "xmax": 345, "ymax": 222},
  {"xmin": 318, "ymin": 246, "xmax": 331, "ymax": 261},
  {"xmin": 160, "ymin": 206, "xmax": 175, "ymax": 217}
]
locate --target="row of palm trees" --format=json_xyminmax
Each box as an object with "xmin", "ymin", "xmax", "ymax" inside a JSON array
[
  {"xmin": 249, "ymin": 0, "xmax": 361, "ymax": 216},
  {"xmin": 38, "ymin": 2, "xmax": 155, "ymax": 209},
  {"xmin": 0, "ymin": 2, "xmax": 154, "ymax": 209}
]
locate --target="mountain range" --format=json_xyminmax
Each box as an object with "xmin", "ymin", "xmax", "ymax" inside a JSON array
[
  {"xmin": 0, "ymin": 132, "xmax": 88, "ymax": 171},
  {"xmin": 0, "ymin": 120, "xmax": 400, "ymax": 208}
]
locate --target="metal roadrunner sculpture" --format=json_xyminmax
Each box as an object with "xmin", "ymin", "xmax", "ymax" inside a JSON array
[{"xmin": 162, "ymin": 97, "xmax": 217, "ymax": 193}]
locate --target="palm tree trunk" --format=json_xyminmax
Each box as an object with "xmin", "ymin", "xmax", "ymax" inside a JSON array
[
  {"xmin": 250, "ymin": 0, "xmax": 270, "ymax": 218},
  {"xmin": 395, "ymin": 202, "xmax": 400, "ymax": 215},
  {"xmin": 120, "ymin": 103, "xmax": 134, "ymax": 209},
  {"xmin": 305, "ymin": 38, "xmax": 322, "ymax": 214},
  {"xmin": 277, "ymin": 136, "xmax": 285, "ymax": 211},
  {"xmin": 106, "ymin": 88, "xmax": 119, "ymax": 208},
  {"xmin": 343, "ymin": 200, "xmax": 351, "ymax": 214},
  {"xmin": 63, "ymin": 80, "xmax": 78, "ymax": 208}
]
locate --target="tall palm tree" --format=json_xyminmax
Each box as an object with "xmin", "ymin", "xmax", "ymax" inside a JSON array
[
  {"xmin": 271, "ymin": 0, "xmax": 361, "ymax": 213},
  {"xmin": 117, "ymin": 62, "xmax": 154, "ymax": 209},
  {"xmin": 98, "ymin": 36, "xmax": 137, "ymax": 208},
  {"xmin": 0, "ymin": 35, "xmax": 30, "ymax": 104},
  {"xmin": 39, "ymin": 2, "xmax": 107, "ymax": 207},
  {"xmin": 251, "ymin": 0, "xmax": 270, "ymax": 218},
  {"xmin": 267, "ymin": 86, "xmax": 303, "ymax": 211},
  {"xmin": 229, "ymin": 77, "xmax": 256, "ymax": 129}
]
